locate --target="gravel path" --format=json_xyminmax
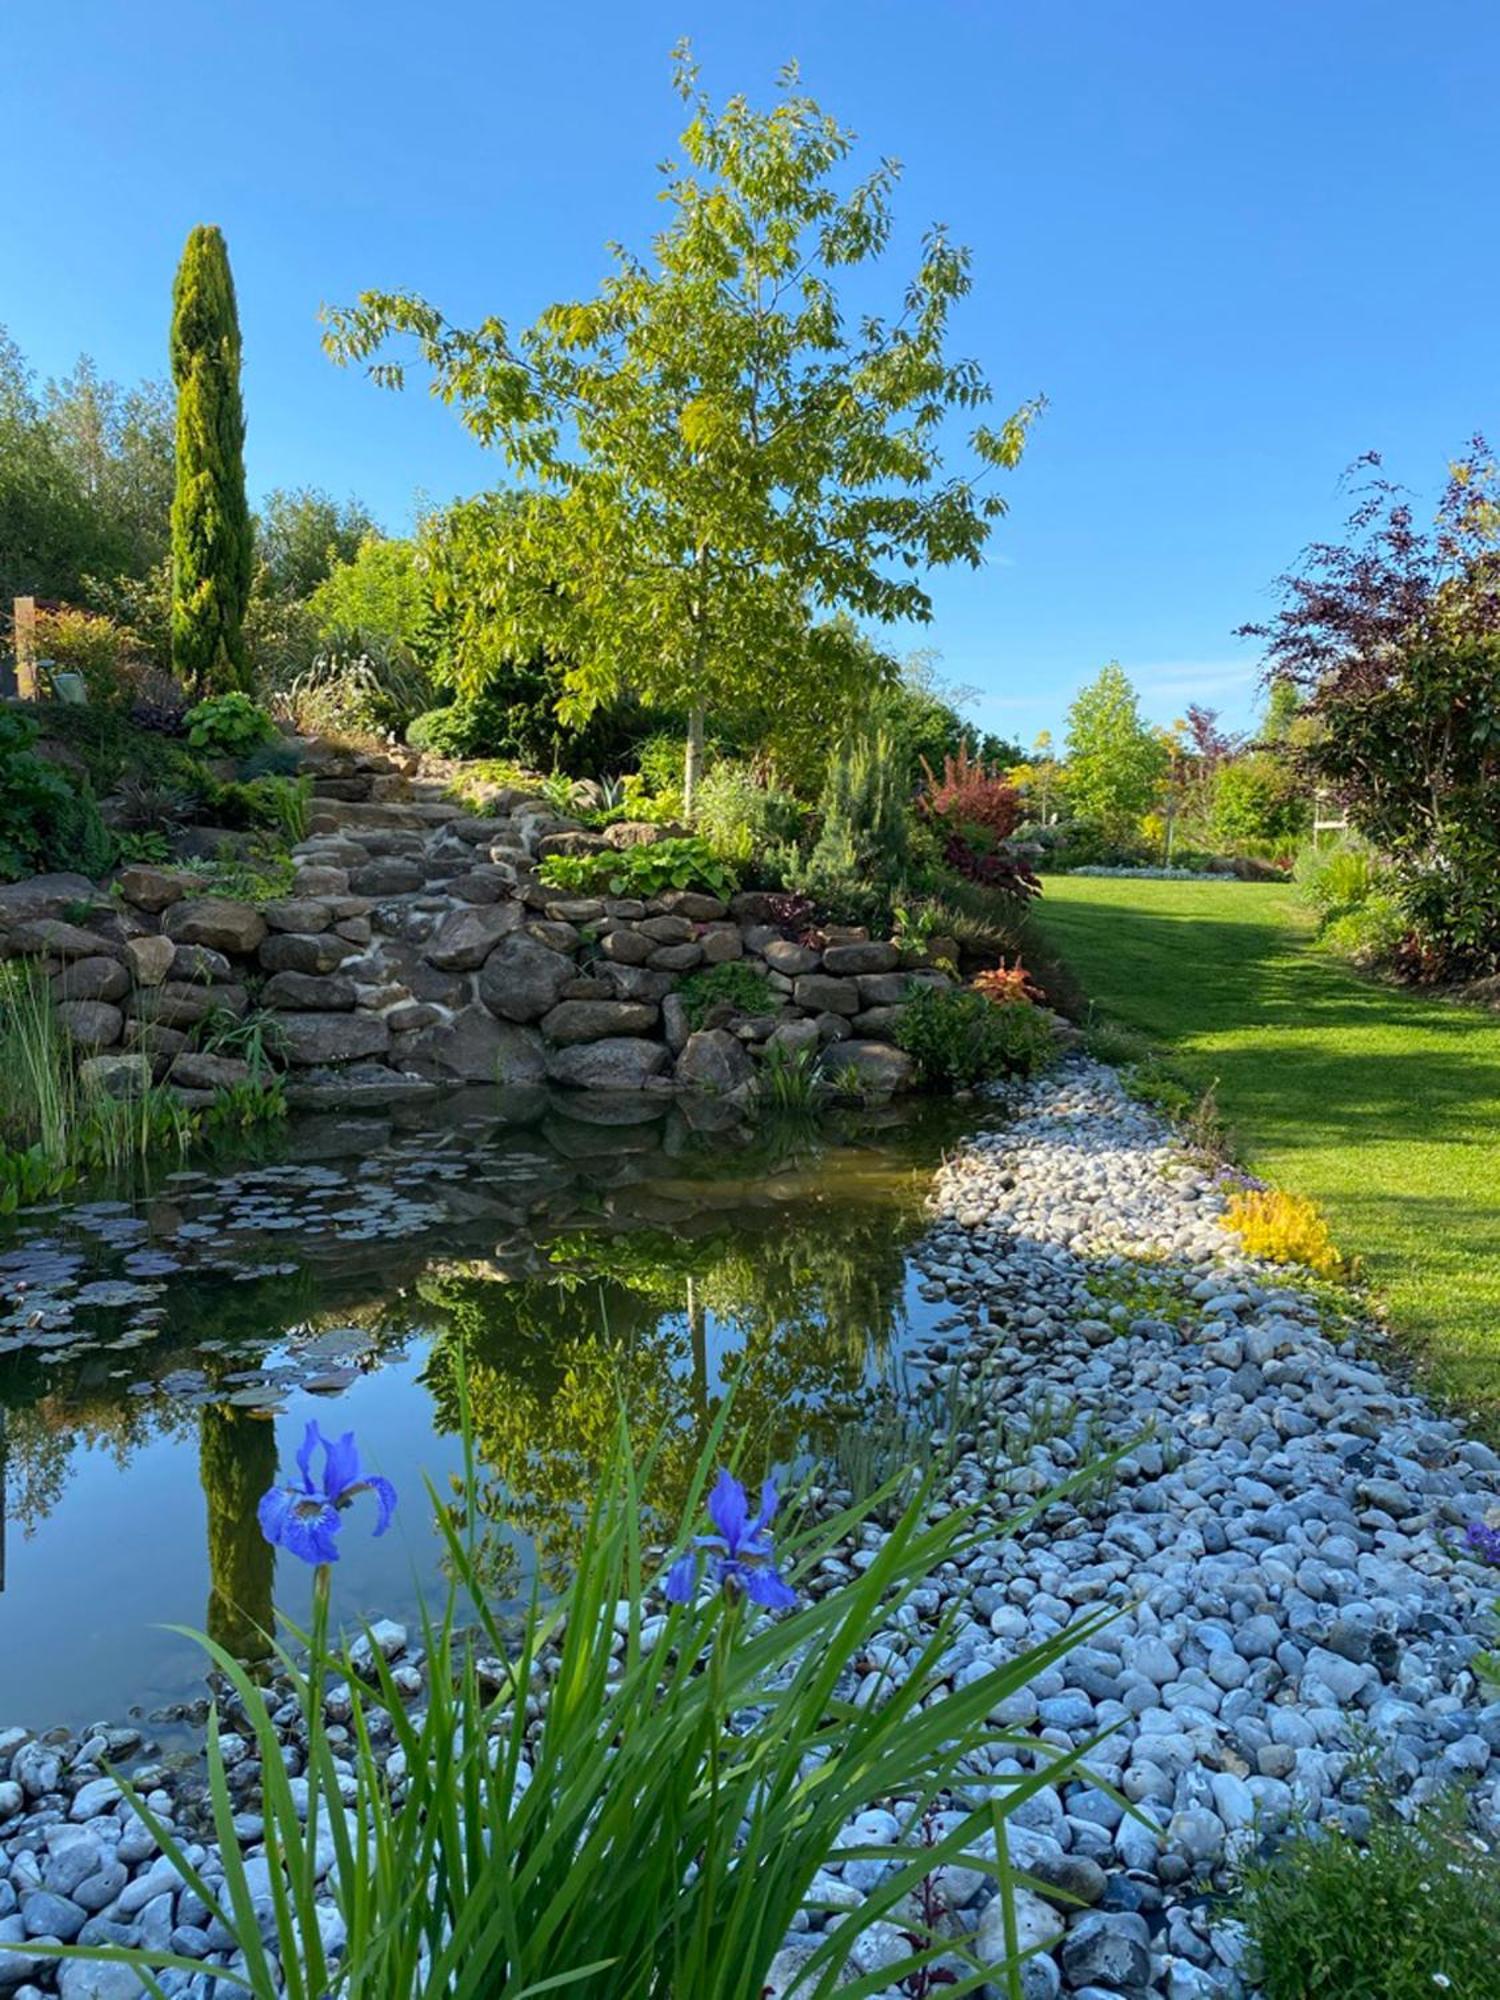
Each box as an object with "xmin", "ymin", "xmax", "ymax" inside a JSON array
[{"xmin": 2, "ymin": 1056, "xmax": 1498, "ymax": 1999}]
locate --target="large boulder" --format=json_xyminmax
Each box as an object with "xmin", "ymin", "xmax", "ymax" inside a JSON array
[
  {"xmin": 115, "ymin": 866, "xmax": 187, "ymax": 914},
  {"xmin": 657, "ymin": 890, "xmax": 728, "ymax": 922},
  {"xmin": 540, "ymin": 1000, "xmax": 659, "ymax": 1046},
  {"xmin": 124, "ymin": 935, "xmax": 176, "ymax": 988},
  {"xmin": 699, "ymin": 925, "xmax": 743, "ymax": 964},
  {"xmin": 422, "ymin": 902, "xmax": 524, "ymax": 972},
  {"xmin": 78, "ymin": 1053, "xmax": 150, "ymax": 1099},
  {"xmin": 821, "ymin": 941, "xmax": 900, "ymax": 977},
  {"xmin": 545, "ymin": 1038, "xmax": 670, "ymax": 1089},
  {"xmin": 260, "ymin": 931, "xmax": 358, "ymax": 977},
  {"xmin": 478, "ymin": 934, "xmax": 575, "ymax": 1023},
  {"xmin": 822, "ymin": 1039, "xmax": 915, "ymax": 1094},
  {"xmin": 765, "ymin": 1018, "xmax": 821, "ymax": 1060},
  {"xmin": 54, "ymin": 1000, "xmax": 123, "ymax": 1049},
  {"xmin": 674, "ymin": 1029, "xmax": 754, "ymax": 1094},
  {"xmin": 398, "ymin": 1006, "xmax": 548, "ymax": 1086},
  {"xmin": 598, "ymin": 962, "xmax": 676, "ymax": 1004},
  {"xmin": 163, "ymin": 898, "xmax": 267, "ymax": 957},
  {"xmin": 792, "ymin": 973, "xmax": 859, "ymax": 1017},
  {"xmin": 856, "ymin": 971, "xmax": 915, "ymax": 1007},
  {"xmin": 261, "ymin": 897, "xmax": 333, "ymax": 934},
  {"xmin": 649, "ymin": 942, "xmax": 703, "ymax": 972},
  {"xmin": 7, "ymin": 918, "xmax": 118, "ymax": 960},
  {"xmin": 350, "ymin": 858, "xmax": 426, "ymax": 897},
  {"xmin": 276, "ymin": 1011, "xmax": 391, "ymax": 1066},
  {"xmin": 51, "ymin": 956, "xmax": 130, "ymax": 1005},
  {"xmin": 168, "ymin": 943, "xmax": 234, "ymax": 984},
  {"xmin": 262, "ymin": 970, "xmax": 357, "ymax": 1011},
  {"xmin": 0, "ymin": 873, "xmax": 95, "ymax": 926},
  {"xmin": 170, "ymin": 1052, "xmax": 255, "ymax": 1092},
  {"xmin": 600, "ymin": 928, "xmax": 653, "ymax": 966},
  {"xmin": 762, "ymin": 938, "xmax": 820, "ymax": 976},
  {"xmin": 127, "ymin": 981, "xmax": 247, "ymax": 1029}
]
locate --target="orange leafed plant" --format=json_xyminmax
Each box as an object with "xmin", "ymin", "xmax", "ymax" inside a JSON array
[{"xmin": 970, "ymin": 958, "xmax": 1045, "ymax": 1006}]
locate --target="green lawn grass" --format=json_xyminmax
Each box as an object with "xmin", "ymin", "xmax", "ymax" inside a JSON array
[{"xmin": 1030, "ymin": 875, "xmax": 1500, "ymax": 1421}]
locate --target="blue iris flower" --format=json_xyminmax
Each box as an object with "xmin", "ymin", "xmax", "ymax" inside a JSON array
[
  {"xmin": 257, "ymin": 1421, "xmax": 397, "ymax": 1566},
  {"xmin": 664, "ymin": 1467, "xmax": 797, "ymax": 1611}
]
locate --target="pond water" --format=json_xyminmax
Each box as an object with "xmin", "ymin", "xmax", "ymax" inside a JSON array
[{"xmin": 0, "ymin": 1087, "xmax": 985, "ymax": 1732}]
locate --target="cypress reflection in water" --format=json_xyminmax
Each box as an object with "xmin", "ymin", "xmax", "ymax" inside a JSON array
[{"xmin": 200, "ymin": 1404, "xmax": 277, "ymax": 1664}]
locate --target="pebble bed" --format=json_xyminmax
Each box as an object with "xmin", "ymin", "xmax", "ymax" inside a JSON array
[{"xmin": 3, "ymin": 1057, "xmax": 1499, "ymax": 1998}]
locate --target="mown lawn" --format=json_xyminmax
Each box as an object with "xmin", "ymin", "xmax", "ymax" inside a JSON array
[{"xmin": 1030, "ymin": 875, "xmax": 1500, "ymax": 1421}]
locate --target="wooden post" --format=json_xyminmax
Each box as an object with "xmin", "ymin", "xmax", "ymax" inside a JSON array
[{"xmin": 13, "ymin": 596, "xmax": 38, "ymax": 701}]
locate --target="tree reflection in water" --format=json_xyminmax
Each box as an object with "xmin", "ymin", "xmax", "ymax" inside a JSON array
[
  {"xmin": 200, "ymin": 1404, "xmax": 276, "ymax": 1665},
  {"xmin": 417, "ymin": 1196, "xmax": 913, "ymax": 1588}
]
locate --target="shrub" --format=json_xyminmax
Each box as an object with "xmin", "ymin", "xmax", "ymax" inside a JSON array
[
  {"xmin": 0, "ymin": 711, "xmax": 116, "ymax": 881},
  {"xmin": 33, "ymin": 605, "xmax": 140, "ymax": 707},
  {"xmin": 1292, "ymin": 836, "xmax": 1384, "ymax": 918},
  {"xmin": 1209, "ymin": 750, "xmax": 1309, "ymax": 850},
  {"xmin": 942, "ymin": 833, "xmax": 1041, "ymax": 902},
  {"xmin": 691, "ymin": 760, "xmax": 804, "ymax": 865},
  {"xmin": 919, "ymin": 741, "xmax": 1024, "ymax": 844},
  {"xmin": 185, "ymin": 692, "xmax": 277, "ymax": 759},
  {"xmin": 895, "ymin": 985, "xmax": 1056, "ymax": 1089},
  {"xmin": 537, "ymin": 837, "xmax": 737, "ymax": 903},
  {"xmin": 1223, "ymin": 1186, "xmax": 1343, "ymax": 1278},
  {"xmin": 1237, "ymin": 1790, "xmax": 1500, "ymax": 2000},
  {"xmin": 1320, "ymin": 891, "xmax": 1406, "ymax": 969},
  {"xmin": 677, "ymin": 960, "xmax": 775, "ymax": 1031}
]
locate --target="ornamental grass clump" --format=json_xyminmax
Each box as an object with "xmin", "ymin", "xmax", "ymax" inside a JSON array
[{"xmin": 43, "ymin": 1395, "xmax": 1119, "ymax": 2000}]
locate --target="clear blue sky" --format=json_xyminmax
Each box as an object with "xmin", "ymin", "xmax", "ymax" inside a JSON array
[{"xmin": 4, "ymin": 0, "xmax": 1496, "ymax": 742}]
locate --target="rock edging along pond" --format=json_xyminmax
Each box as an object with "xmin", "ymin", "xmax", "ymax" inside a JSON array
[
  {"xmin": 1, "ymin": 1058, "xmax": 1498, "ymax": 1996},
  {"xmin": 0, "ymin": 768, "xmax": 960, "ymax": 1111}
]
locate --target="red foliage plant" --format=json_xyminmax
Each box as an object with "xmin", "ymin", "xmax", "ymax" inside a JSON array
[
  {"xmin": 971, "ymin": 959, "xmax": 1045, "ymax": 1006},
  {"xmin": 941, "ymin": 833, "xmax": 1041, "ymax": 900},
  {"xmin": 918, "ymin": 742, "xmax": 1023, "ymax": 843}
]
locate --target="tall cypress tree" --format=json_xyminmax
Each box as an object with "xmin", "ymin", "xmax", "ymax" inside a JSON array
[{"xmin": 169, "ymin": 224, "xmax": 252, "ymax": 694}]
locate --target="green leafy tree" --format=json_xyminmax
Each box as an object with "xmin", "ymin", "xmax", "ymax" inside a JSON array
[
  {"xmin": 44, "ymin": 355, "xmax": 174, "ymax": 580},
  {"xmin": 0, "ymin": 328, "xmax": 111, "ymax": 603},
  {"xmin": 324, "ymin": 48, "xmax": 1039, "ymax": 811},
  {"xmin": 1063, "ymin": 662, "xmax": 1170, "ymax": 840},
  {"xmin": 1209, "ymin": 750, "xmax": 1309, "ymax": 850},
  {"xmin": 256, "ymin": 486, "xmax": 379, "ymax": 604},
  {"xmin": 307, "ymin": 532, "xmax": 436, "ymax": 658},
  {"xmin": 170, "ymin": 224, "xmax": 253, "ymax": 695}
]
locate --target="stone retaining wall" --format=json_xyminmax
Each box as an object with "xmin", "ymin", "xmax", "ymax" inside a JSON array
[{"xmin": 0, "ymin": 755, "xmax": 949, "ymax": 1109}]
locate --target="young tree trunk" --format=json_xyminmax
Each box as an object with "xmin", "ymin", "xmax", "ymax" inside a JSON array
[{"xmin": 684, "ymin": 706, "xmax": 706, "ymax": 818}]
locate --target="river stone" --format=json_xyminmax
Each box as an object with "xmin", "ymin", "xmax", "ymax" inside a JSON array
[
  {"xmin": 657, "ymin": 890, "xmax": 727, "ymax": 922},
  {"xmin": 640, "ymin": 914, "xmax": 695, "ymax": 945},
  {"xmin": 674, "ymin": 1029, "xmax": 754, "ymax": 1093},
  {"xmin": 124, "ymin": 935, "xmax": 175, "ymax": 987},
  {"xmin": 162, "ymin": 897, "xmax": 266, "ymax": 956},
  {"xmin": 761, "ymin": 937, "xmax": 820, "ymax": 976},
  {"xmin": 600, "ymin": 928, "xmax": 653, "ymax": 966},
  {"xmin": 262, "ymin": 970, "xmax": 357, "ymax": 1011},
  {"xmin": 648, "ymin": 941, "xmax": 703, "ymax": 972},
  {"xmin": 276, "ymin": 1012, "xmax": 391, "ymax": 1066},
  {"xmin": 260, "ymin": 897, "xmax": 333, "ymax": 933},
  {"xmin": 1058, "ymin": 1911, "xmax": 1152, "ymax": 1993},
  {"xmin": 260, "ymin": 931, "xmax": 358, "ymax": 976},
  {"xmin": 479, "ymin": 934, "xmax": 575, "ymax": 1023},
  {"xmin": 540, "ymin": 1000, "xmax": 658, "ymax": 1045},
  {"xmin": 292, "ymin": 866, "xmax": 350, "ymax": 897},
  {"xmin": 168, "ymin": 942, "xmax": 233, "ymax": 983},
  {"xmin": 793, "ymin": 973, "xmax": 859, "ymax": 1016},
  {"xmin": 54, "ymin": 1001, "xmax": 123, "ymax": 1049},
  {"xmin": 851, "ymin": 1005, "xmax": 907, "ymax": 1037},
  {"xmin": 766, "ymin": 1018, "xmax": 821, "ymax": 1059},
  {"xmin": 821, "ymin": 940, "xmax": 900, "ymax": 976},
  {"xmin": 599, "ymin": 962, "xmax": 677, "ymax": 1004},
  {"xmin": 699, "ymin": 925, "xmax": 743, "ymax": 964},
  {"xmin": 350, "ymin": 858, "xmax": 426, "ymax": 897},
  {"xmin": 662, "ymin": 992, "xmax": 691, "ymax": 1053},
  {"xmin": 51, "ymin": 955, "xmax": 130, "ymax": 1004},
  {"xmin": 823, "ymin": 1040, "xmax": 915, "ymax": 1093},
  {"xmin": 856, "ymin": 971, "xmax": 914, "ymax": 1007},
  {"xmin": 422, "ymin": 902, "xmax": 525, "ymax": 971},
  {"xmin": 545, "ymin": 1037, "xmax": 669, "ymax": 1089}
]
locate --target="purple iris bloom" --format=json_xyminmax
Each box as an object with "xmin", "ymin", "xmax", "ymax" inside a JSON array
[
  {"xmin": 257, "ymin": 1421, "xmax": 397, "ymax": 1566},
  {"xmin": 664, "ymin": 1467, "xmax": 797, "ymax": 1612},
  {"xmin": 1465, "ymin": 1519, "xmax": 1500, "ymax": 1566}
]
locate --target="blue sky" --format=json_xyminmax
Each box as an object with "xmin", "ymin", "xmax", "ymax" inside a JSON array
[{"xmin": 4, "ymin": 0, "xmax": 1496, "ymax": 743}]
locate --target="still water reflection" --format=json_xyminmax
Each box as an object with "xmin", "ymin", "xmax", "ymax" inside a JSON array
[{"xmin": 0, "ymin": 1086, "xmax": 983, "ymax": 1729}]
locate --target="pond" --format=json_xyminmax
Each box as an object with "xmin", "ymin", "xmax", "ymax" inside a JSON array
[{"xmin": 0, "ymin": 1086, "xmax": 987, "ymax": 1733}]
